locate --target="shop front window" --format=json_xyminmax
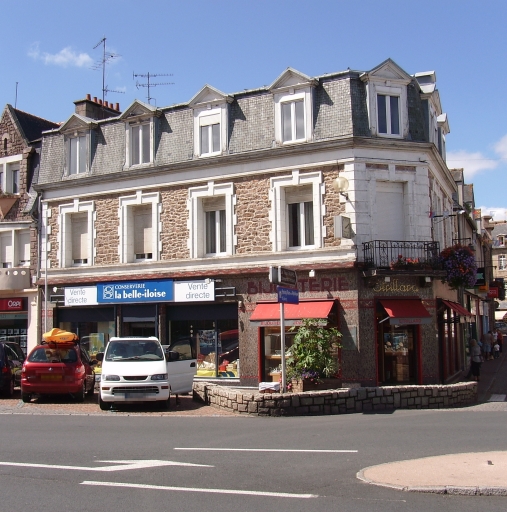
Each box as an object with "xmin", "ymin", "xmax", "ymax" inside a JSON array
[
  {"xmin": 170, "ymin": 318, "xmax": 238, "ymax": 378},
  {"xmin": 59, "ymin": 321, "xmax": 114, "ymax": 359},
  {"xmin": 261, "ymin": 326, "xmax": 296, "ymax": 383},
  {"xmin": 378, "ymin": 324, "xmax": 417, "ymax": 385}
]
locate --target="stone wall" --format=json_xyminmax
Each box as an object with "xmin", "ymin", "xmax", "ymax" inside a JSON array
[{"xmin": 193, "ymin": 381, "xmax": 477, "ymax": 416}]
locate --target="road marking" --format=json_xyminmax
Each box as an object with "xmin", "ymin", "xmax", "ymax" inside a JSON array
[
  {"xmin": 0, "ymin": 459, "xmax": 213, "ymax": 472},
  {"xmin": 175, "ymin": 448, "xmax": 357, "ymax": 453},
  {"xmin": 488, "ymin": 394, "xmax": 506, "ymax": 402},
  {"xmin": 82, "ymin": 480, "xmax": 318, "ymax": 498}
]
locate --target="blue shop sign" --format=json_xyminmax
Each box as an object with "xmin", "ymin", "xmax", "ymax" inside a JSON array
[{"xmin": 97, "ymin": 279, "xmax": 174, "ymax": 303}]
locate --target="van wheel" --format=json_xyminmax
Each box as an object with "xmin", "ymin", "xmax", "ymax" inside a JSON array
[
  {"xmin": 98, "ymin": 395, "xmax": 109, "ymax": 411},
  {"xmin": 21, "ymin": 393, "xmax": 31, "ymax": 403},
  {"xmin": 75, "ymin": 382, "xmax": 86, "ymax": 403}
]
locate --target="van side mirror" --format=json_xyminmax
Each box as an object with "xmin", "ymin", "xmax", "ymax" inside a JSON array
[
  {"xmin": 166, "ymin": 350, "xmax": 180, "ymax": 362},
  {"xmin": 96, "ymin": 352, "xmax": 104, "ymax": 362}
]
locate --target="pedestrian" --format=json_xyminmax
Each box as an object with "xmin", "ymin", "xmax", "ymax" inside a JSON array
[
  {"xmin": 481, "ymin": 331, "xmax": 494, "ymax": 360},
  {"xmin": 496, "ymin": 329, "xmax": 503, "ymax": 354},
  {"xmin": 469, "ymin": 339, "xmax": 482, "ymax": 381},
  {"xmin": 494, "ymin": 340, "xmax": 500, "ymax": 359}
]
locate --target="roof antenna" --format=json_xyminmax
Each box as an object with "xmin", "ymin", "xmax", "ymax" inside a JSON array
[
  {"xmin": 133, "ymin": 72, "xmax": 174, "ymax": 105},
  {"xmin": 92, "ymin": 37, "xmax": 124, "ymax": 108}
]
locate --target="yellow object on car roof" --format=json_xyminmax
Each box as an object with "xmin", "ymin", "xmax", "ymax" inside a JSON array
[{"xmin": 42, "ymin": 328, "xmax": 78, "ymax": 343}]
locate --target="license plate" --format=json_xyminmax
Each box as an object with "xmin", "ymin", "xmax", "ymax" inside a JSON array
[
  {"xmin": 41, "ymin": 374, "xmax": 62, "ymax": 381},
  {"xmin": 125, "ymin": 393, "xmax": 145, "ymax": 399}
]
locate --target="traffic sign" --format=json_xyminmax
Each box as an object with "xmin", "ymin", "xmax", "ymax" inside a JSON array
[
  {"xmin": 277, "ymin": 286, "xmax": 299, "ymax": 304},
  {"xmin": 269, "ymin": 266, "xmax": 297, "ymax": 288}
]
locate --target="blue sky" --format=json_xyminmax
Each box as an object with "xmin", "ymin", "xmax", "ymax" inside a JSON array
[{"xmin": 2, "ymin": 0, "xmax": 506, "ymax": 220}]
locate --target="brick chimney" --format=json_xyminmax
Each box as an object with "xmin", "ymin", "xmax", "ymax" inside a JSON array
[{"xmin": 74, "ymin": 94, "xmax": 121, "ymax": 120}]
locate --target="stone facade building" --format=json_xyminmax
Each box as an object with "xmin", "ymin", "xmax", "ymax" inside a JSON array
[
  {"xmin": 0, "ymin": 104, "xmax": 58, "ymax": 353},
  {"xmin": 35, "ymin": 59, "xmax": 477, "ymax": 387}
]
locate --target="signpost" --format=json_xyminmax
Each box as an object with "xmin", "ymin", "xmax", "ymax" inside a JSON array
[{"xmin": 269, "ymin": 267, "xmax": 298, "ymax": 392}]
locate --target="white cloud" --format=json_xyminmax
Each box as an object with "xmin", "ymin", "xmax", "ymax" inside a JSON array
[
  {"xmin": 494, "ymin": 134, "xmax": 507, "ymax": 160},
  {"xmin": 28, "ymin": 42, "xmax": 93, "ymax": 68},
  {"xmin": 446, "ymin": 149, "xmax": 498, "ymax": 178},
  {"xmin": 477, "ymin": 206, "xmax": 507, "ymax": 222}
]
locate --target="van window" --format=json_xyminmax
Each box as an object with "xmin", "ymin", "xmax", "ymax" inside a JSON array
[{"xmin": 105, "ymin": 340, "xmax": 164, "ymax": 361}]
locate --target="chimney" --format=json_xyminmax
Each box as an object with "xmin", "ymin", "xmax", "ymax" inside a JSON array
[{"xmin": 74, "ymin": 94, "xmax": 122, "ymax": 120}]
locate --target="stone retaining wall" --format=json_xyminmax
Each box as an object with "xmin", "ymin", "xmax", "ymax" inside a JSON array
[{"xmin": 193, "ymin": 381, "xmax": 478, "ymax": 416}]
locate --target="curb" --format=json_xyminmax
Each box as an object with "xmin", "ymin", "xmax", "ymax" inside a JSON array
[{"xmin": 356, "ymin": 468, "xmax": 507, "ymax": 496}]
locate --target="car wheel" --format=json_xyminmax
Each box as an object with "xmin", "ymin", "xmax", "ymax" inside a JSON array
[
  {"xmin": 75, "ymin": 381, "xmax": 86, "ymax": 403},
  {"xmin": 21, "ymin": 393, "xmax": 31, "ymax": 403},
  {"xmin": 98, "ymin": 395, "xmax": 110, "ymax": 411}
]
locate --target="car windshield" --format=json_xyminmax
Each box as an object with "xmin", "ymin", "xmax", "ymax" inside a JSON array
[
  {"xmin": 105, "ymin": 340, "xmax": 164, "ymax": 361},
  {"xmin": 28, "ymin": 347, "xmax": 77, "ymax": 363}
]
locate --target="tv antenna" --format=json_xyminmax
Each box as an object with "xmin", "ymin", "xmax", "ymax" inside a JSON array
[
  {"xmin": 133, "ymin": 72, "xmax": 174, "ymax": 105},
  {"xmin": 92, "ymin": 37, "xmax": 124, "ymax": 105}
]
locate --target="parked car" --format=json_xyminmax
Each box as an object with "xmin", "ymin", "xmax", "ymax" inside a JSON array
[
  {"xmin": 2, "ymin": 341, "xmax": 26, "ymax": 386},
  {"xmin": 98, "ymin": 336, "xmax": 196, "ymax": 410},
  {"xmin": 0, "ymin": 342, "xmax": 25, "ymax": 397},
  {"xmin": 20, "ymin": 341, "xmax": 96, "ymax": 403},
  {"xmin": 495, "ymin": 321, "xmax": 507, "ymax": 335}
]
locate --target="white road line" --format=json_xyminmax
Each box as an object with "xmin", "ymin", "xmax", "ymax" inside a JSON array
[
  {"xmin": 0, "ymin": 459, "xmax": 213, "ymax": 472},
  {"xmin": 175, "ymin": 448, "xmax": 357, "ymax": 453},
  {"xmin": 82, "ymin": 480, "xmax": 318, "ymax": 498}
]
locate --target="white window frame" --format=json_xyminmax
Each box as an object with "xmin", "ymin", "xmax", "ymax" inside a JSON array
[
  {"xmin": 125, "ymin": 119, "xmax": 154, "ymax": 168},
  {"xmin": 16, "ymin": 230, "xmax": 31, "ymax": 266},
  {"xmin": 365, "ymin": 83, "xmax": 408, "ymax": 138},
  {"xmin": 65, "ymin": 132, "xmax": 89, "ymax": 175},
  {"xmin": 193, "ymin": 107, "xmax": 227, "ymax": 158},
  {"xmin": 118, "ymin": 191, "xmax": 160, "ymax": 264},
  {"xmin": 58, "ymin": 200, "xmax": 95, "ymax": 268},
  {"xmin": 273, "ymin": 88, "xmax": 313, "ymax": 145},
  {"xmin": 499, "ymin": 254, "xmax": 507, "ymax": 271},
  {"xmin": 188, "ymin": 182, "xmax": 236, "ymax": 258},
  {"xmin": 0, "ymin": 155, "xmax": 22, "ymax": 194},
  {"xmin": 269, "ymin": 170, "xmax": 324, "ymax": 252}
]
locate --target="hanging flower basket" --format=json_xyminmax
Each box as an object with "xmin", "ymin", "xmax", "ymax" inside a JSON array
[{"xmin": 439, "ymin": 244, "xmax": 477, "ymax": 289}]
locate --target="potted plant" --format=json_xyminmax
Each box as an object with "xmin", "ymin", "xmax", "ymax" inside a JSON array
[
  {"xmin": 439, "ymin": 244, "xmax": 477, "ymax": 289},
  {"xmin": 390, "ymin": 254, "xmax": 424, "ymax": 270},
  {"xmin": 286, "ymin": 318, "xmax": 342, "ymax": 392}
]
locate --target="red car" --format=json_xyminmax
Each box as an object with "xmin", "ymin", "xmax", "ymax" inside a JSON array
[{"xmin": 21, "ymin": 341, "xmax": 96, "ymax": 403}]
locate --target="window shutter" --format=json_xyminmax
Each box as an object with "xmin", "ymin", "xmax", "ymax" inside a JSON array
[
  {"xmin": 376, "ymin": 182, "xmax": 404, "ymax": 240},
  {"xmin": 17, "ymin": 231, "xmax": 31, "ymax": 265},
  {"xmin": 134, "ymin": 205, "xmax": 152, "ymax": 255},
  {"xmin": 0, "ymin": 232, "xmax": 13, "ymax": 267},
  {"xmin": 72, "ymin": 213, "xmax": 88, "ymax": 261}
]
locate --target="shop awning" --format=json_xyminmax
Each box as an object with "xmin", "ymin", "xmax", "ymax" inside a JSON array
[
  {"xmin": 441, "ymin": 300, "xmax": 473, "ymax": 318},
  {"xmin": 250, "ymin": 300, "xmax": 335, "ymax": 326},
  {"xmin": 379, "ymin": 299, "xmax": 432, "ymax": 325}
]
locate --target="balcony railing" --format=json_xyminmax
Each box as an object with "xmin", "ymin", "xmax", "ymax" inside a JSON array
[{"xmin": 362, "ymin": 240, "xmax": 441, "ymax": 270}]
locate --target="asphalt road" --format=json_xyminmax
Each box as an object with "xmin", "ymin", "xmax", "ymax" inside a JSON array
[{"xmin": 1, "ymin": 406, "xmax": 507, "ymax": 511}]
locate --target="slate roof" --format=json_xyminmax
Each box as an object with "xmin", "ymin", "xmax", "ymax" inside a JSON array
[{"xmin": 9, "ymin": 105, "xmax": 59, "ymax": 143}]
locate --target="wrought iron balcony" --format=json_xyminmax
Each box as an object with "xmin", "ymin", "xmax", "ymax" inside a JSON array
[{"xmin": 362, "ymin": 240, "xmax": 442, "ymax": 272}]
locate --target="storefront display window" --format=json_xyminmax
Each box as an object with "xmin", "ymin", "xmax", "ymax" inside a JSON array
[
  {"xmin": 59, "ymin": 320, "xmax": 115, "ymax": 358},
  {"xmin": 378, "ymin": 324, "xmax": 417, "ymax": 384},
  {"xmin": 261, "ymin": 327, "xmax": 296, "ymax": 383},
  {"xmin": 170, "ymin": 318, "xmax": 238, "ymax": 378}
]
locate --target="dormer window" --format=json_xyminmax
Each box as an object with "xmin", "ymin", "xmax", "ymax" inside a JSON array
[
  {"xmin": 270, "ymin": 68, "xmax": 316, "ymax": 146},
  {"xmin": 130, "ymin": 121, "xmax": 152, "ymax": 165},
  {"xmin": 120, "ymin": 101, "xmax": 160, "ymax": 169},
  {"xmin": 377, "ymin": 94, "xmax": 400, "ymax": 136},
  {"xmin": 189, "ymin": 85, "xmax": 231, "ymax": 159},
  {"xmin": 361, "ymin": 59, "xmax": 411, "ymax": 139},
  {"xmin": 68, "ymin": 133, "xmax": 88, "ymax": 175}
]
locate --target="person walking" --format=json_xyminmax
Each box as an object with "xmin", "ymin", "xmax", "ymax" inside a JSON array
[
  {"xmin": 469, "ymin": 339, "xmax": 482, "ymax": 381},
  {"xmin": 481, "ymin": 331, "xmax": 494, "ymax": 360},
  {"xmin": 496, "ymin": 329, "xmax": 503, "ymax": 354}
]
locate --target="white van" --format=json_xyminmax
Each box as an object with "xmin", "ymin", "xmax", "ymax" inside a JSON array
[{"xmin": 97, "ymin": 336, "xmax": 196, "ymax": 410}]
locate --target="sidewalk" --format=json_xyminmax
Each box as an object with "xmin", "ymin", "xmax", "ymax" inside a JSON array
[{"xmin": 358, "ymin": 352, "xmax": 507, "ymax": 496}]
